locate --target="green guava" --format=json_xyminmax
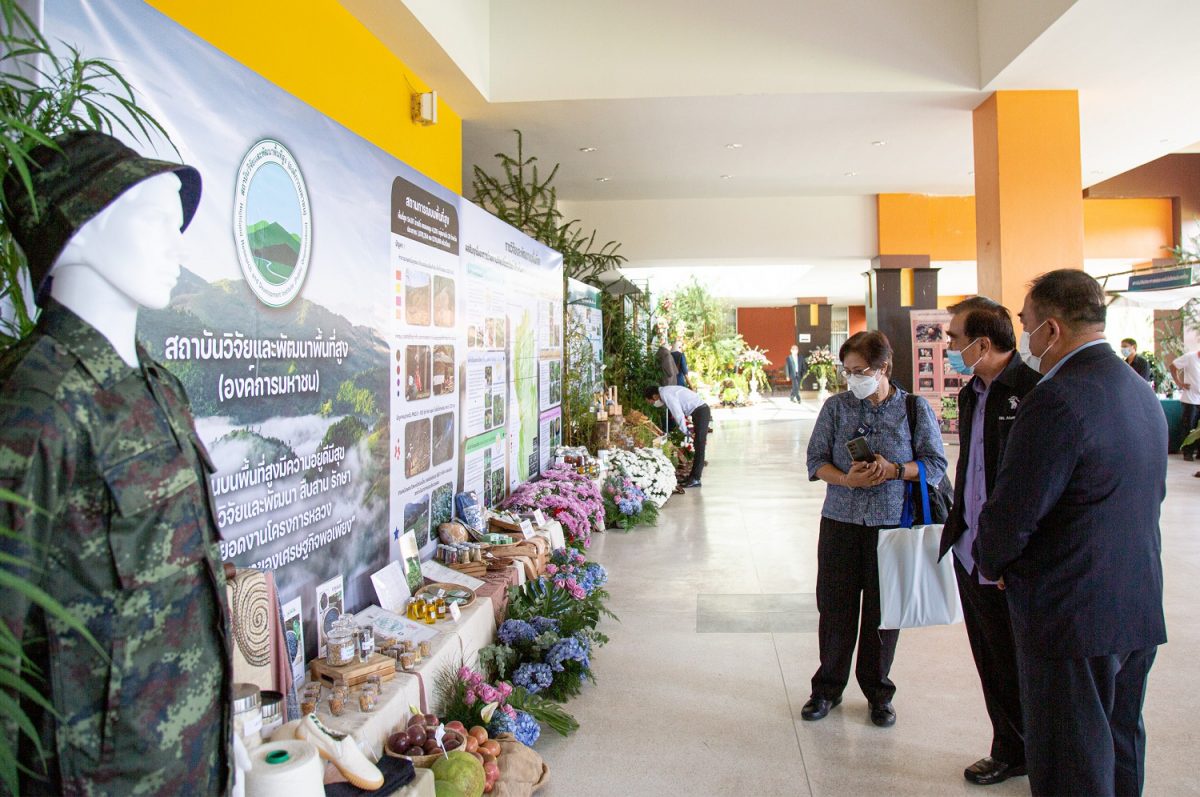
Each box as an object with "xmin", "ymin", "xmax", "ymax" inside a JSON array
[{"xmin": 431, "ymin": 751, "xmax": 485, "ymax": 797}]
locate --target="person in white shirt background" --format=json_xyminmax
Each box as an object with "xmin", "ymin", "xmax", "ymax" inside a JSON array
[
  {"xmin": 1170, "ymin": 348, "xmax": 1200, "ymax": 468},
  {"xmin": 644, "ymin": 384, "xmax": 710, "ymax": 488}
]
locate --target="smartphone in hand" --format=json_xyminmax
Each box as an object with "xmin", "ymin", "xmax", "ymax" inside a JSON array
[{"xmin": 846, "ymin": 436, "xmax": 875, "ymax": 463}]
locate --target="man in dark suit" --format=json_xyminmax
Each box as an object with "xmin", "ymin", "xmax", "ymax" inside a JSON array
[
  {"xmin": 977, "ymin": 270, "xmax": 1167, "ymax": 797},
  {"xmin": 1120, "ymin": 338, "xmax": 1152, "ymax": 384},
  {"xmin": 941, "ymin": 297, "xmax": 1041, "ymax": 787},
  {"xmin": 785, "ymin": 344, "xmax": 805, "ymax": 403}
]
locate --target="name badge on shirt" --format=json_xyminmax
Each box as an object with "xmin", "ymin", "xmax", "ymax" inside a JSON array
[{"xmin": 854, "ymin": 424, "xmax": 873, "ymax": 438}]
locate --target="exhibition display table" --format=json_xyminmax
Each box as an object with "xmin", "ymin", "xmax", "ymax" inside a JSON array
[{"xmin": 312, "ymin": 597, "xmax": 498, "ymax": 761}]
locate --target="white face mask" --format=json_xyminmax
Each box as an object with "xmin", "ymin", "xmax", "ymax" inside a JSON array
[
  {"xmin": 652, "ymin": 399, "xmax": 664, "ymax": 408},
  {"xmin": 1019, "ymin": 319, "xmax": 1054, "ymax": 373},
  {"xmin": 847, "ymin": 373, "xmax": 880, "ymax": 400}
]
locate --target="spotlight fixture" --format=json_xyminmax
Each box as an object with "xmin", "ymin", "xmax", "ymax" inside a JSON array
[
  {"xmin": 725, "ymin": 143, "xmax": 743, "ymax": 149},
  {"xmin": 579, "ymin": 146, "xmax": 598, "ymax": 153},
  {"xmin": 595, "ymin": 176, "xmax": 611, "ymax": 182},
  {"xmin": 843, "ymin": 171, "xmax": 858, "ymax": 177},
  {"xmin": 410, "ymin": 90, "xmax": 438, "ymax": 126},
  {"xmin": 720, "ymin": 174, "xmax": 733, "ymax": 180},
  {"xmin": 872, "ymin": 140, "xmax": 886, "ymax": 147}
]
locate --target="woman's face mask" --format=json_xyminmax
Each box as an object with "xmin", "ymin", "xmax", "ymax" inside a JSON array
[{"xmin": 847, "ymin": 372, "xmax": 880, "ymax": 400}]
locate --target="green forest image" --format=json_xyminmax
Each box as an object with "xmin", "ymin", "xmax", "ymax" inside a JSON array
[{"xmin": 246, "ymin": 162, "xmax": 302, "ymax": 285}]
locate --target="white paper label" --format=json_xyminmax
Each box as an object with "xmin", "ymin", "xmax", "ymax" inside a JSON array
[
  {"xmin": 532, "ymin": 509, "xmax": 547, "ymax": 527},
  {"xmin": 519, "ymin": 519, "xmax": 534, "ymax": 538},
  {"xmin": 449, "ymin": 601, "xmax": 462, "ymax": 622}
]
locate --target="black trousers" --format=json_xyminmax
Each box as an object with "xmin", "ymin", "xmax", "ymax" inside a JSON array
[
  {"xmin": 790, "ymin": 376, "xmax": 802, "ymax": 401},
  {"xmin": 1015, "ymin": 642, "xmax": 1157, "ymax": 797},
  {"xmin": 1182, "ymin": 402, "xmax": 1199, "ymax": 457},
  {"xmin": 954, "ymin": 558, "xmax": 1024, "ymax": 764},
  {"xmin": 688, "ymin": 404, "xmax": 710, "ymax": 481},
  {"xmin": 811, "ymin": 517, "xmax": 899, "ymax": 704}
]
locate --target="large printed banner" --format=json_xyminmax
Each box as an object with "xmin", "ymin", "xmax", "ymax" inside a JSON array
[
  {"xmin": 51, "ymin": 2, "xmax": 561, "ymax": 661},
  {"xmin": 909, "ymin": 309, "xmax": 959, "ymax": 434}
]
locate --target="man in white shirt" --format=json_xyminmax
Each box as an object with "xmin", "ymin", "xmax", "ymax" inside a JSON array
[
  {"xmin": 644, "ymin": 384, "xmax": 710, "ymax": 488},
  {"xmin": 1171, "ymin": 349, "xmax": 1200, "ymax": 462}
]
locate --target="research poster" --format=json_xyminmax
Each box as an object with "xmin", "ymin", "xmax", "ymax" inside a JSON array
[
  {"xmin": 389, "ymin": 175, "xmax": 463, "ymax": 561},
  {"xmin": 48, "ymin": 1, "xmax": 563, "ymax": 662},
  {"xmin": 910, "ymin": 308, "xmax": 958, "ymax": 434}
]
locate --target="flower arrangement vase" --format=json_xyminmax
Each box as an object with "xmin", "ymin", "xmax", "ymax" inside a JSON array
[{"xmin": 817, "ymin": 375, "xmax": 829, "ymax": 403}]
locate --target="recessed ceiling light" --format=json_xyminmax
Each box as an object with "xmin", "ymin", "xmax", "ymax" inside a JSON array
[
  {"xmin": 720, "ymin": 174, "xmax": 734, "ymax": 180},
  {"xmin": 872, "ymin": 140, "xmax": 886, "ymax": 147},
  {"xmin": 594, "ymin": 176, "xmax": 611, "ymax": 182},
  {"xmin": 844, "ymin": 171, "xmax": 858, "ymax": 177},
  {"xmin": 579, "ymin": 146, "xmax": 598, "ymax": 153},
  {"xmin": 725, "ymin": 143, "xmax": 743, "ymax": 149},
  {"xmin": 1090, "ymin": 169, "xmax": 1103, "ymax": 175},
  {"xmin": 1159, "ymin": 139, "xmax": 1169, "ymax": 144}
]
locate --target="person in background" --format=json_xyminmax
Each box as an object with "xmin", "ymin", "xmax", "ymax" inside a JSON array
[
  {"xmin": 1170, "ymin": 347, "xmax": 1200, "ymax": 463},
  {"xmin": 671, "ymin": 339, "xmax": 691, "ymax": 387},
  {"xmin": 977, "ymin": 270, "xmax": 1167, "ymax": 797},
  {"xmin": 942, "ymin": 297, "xmax": 1041, "ymax": 787},
  {"xmin": 644, "ymin": 384, "xmax": 709, "ymax": 488},
  {"xmin": 656, "ymin": 335, "xmax": 678, "ymax": 388},
  {"xmin": 1121, "ymin": 338, "xmax": 1153, "ymax": 384},
  {"xmin": 786, "ymin": 344, "xmax": 805, "ymax": 403},
  {"xmin": 801, "ymin": 331, "xmax": 947, "ymax": 729}
]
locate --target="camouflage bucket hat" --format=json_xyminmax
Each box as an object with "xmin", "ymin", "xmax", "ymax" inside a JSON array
[{"xmin": 1, "ymin": 130, "xmax": 202, "ymax": 295}]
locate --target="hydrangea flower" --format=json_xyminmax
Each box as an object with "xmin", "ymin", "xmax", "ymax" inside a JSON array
[
  {"xmin": 498, "ymin": 619, "xmax": 537, "ymax": 645},
  {"xmin": 530, "ymin": 616, "xmax": 560, "ymax": 634},
  {"xmin": 546, "ymin": 635, "xmax": 590, "ymax": 672},
  {"xmin": 512, "ymin": 662, "xmax": 554, "ymax": 694},
  {"xmin": 513, "ymin": 710, "xmax": 541, "ymax": 747}
]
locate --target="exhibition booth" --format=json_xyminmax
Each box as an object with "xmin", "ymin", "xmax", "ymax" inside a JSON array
[{"xmin": 0, "ymin": 4, "xmax": 684, "ymax": 797}]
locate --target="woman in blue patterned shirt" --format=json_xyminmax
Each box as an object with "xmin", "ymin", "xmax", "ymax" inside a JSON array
[{"xmin": 800, "ymin": 331, "xmax": 947, "ymax": 728}]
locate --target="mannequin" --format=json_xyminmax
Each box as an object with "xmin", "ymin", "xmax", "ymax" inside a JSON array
[
  {"xmin": 0, "ymin": 131, "xmax": 230, "ymax": 796},
  {"xmin": 49, "ymin": 172, "xmax": 185, "ymax": 366}
]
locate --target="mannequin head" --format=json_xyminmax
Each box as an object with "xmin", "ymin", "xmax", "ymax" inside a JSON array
[{"xmin": 51, "ymin": 172, "xmax": 184, "ymax": 310}]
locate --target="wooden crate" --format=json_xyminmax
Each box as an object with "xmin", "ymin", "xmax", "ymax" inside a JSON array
[{"xmin": 309, "ymin": 652, "xmax": 396, "ymax": 687}]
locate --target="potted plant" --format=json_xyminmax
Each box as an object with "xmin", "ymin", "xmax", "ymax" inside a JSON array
[{"xmin": 805, "ymin": 346, "xmax": 839, "ymax": 396}]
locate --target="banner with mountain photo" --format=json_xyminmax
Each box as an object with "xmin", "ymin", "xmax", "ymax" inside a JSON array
[{"xmin": 46, "ymin": 2, "xmax": 412, "ymax": 660}]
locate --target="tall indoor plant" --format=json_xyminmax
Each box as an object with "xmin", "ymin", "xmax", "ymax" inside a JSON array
[{"xmin": 1, "ymin": 2, "xmax": 170, "ymax": 790}]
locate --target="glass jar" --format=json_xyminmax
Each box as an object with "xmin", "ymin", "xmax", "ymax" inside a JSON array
[
  {"xmin": 357, "ymin": 625, "xmax": 375, "ymax": 663},
  {"xmin": 326, "ymin": 625, "xmax": 356, "ymax": 667},
  {"xmin": 359, "ymin": 689, "xmax": 378, "ymax": 712},
  {"xmin": 232, "ymin": 682, "xmax": 262, "ymax": 749},
  {"xmin": 399, "ymin": 651, "xmax": 416, "ymax": 671},
  {"xmin": 418, "ymin": 640, "xmax": 432, "ymax": 659}
]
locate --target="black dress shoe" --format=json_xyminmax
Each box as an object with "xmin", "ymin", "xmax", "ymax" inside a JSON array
[
  {"xmin": 683, "ymin": 478, "xmax": 702, "ymax": 488},
  {"xmin": 964, "ymin": 757, "xmax": 1026, "ymax": 785},
  {"xmin": 868, "ymin": 702, "xmax": 896, "ymax": 727},
  {"xmin": 800, "ymin": 695, "xmax": 841, "ymax": 721}
]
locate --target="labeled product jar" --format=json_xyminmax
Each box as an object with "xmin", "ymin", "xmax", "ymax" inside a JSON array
[
  {"xmin": 357, "ymin": 626, "xmax": 375, "ymax": 663},
  {"xmin": 260, "ymin": 690, "xmax": 284, "ymax": 738},
  {"xmin": 232, "ymin": 682, "xmax": 263, "ymax": 748},
  {"xmin": 418, "ymin": 640, "xmax": 432, "ymax": 658},
  {"xmin": 325, "ymin": 626, "xmax": 356, "ymax": 666},
  {"xmin": 400, "ymin": 651, "xmax": 416, "ymax": 671},
  {"xmin": 359, "ymin": 689, "xmax": 377, "ymax": 712}
]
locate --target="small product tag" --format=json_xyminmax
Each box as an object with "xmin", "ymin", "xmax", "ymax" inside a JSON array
[{"xmin": 449, "ymin": 601, "xmax": 462, "ymax": 622}]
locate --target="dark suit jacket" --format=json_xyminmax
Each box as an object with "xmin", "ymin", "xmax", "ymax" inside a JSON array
[
  {"xmin": 785, "ymin": 354, "xmax": 804, "ymax": 384},
  {"xmin": 976, "ymin": 342, "xmax": 1168, "ymax": 659},
  {"xmin": 1128, "ymin": 353, "xmax": 1152, "ymax": 383},
  {"xmin": 940, "ymin": 352, "xmax": 1042, "ymax": 559}
]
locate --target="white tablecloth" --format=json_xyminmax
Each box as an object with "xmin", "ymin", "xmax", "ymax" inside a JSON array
[{"xmin": 311, "ymin": 597, "xmax": 497, "ymax": 760}]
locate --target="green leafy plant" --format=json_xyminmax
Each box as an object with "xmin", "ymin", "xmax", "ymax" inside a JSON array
[
  {"xmin": 471, "ymin": 130, "xmax": 625, "ymax": 286},
  {"xmin": 1, "ymin": 0, "xmax": 174, "ymax": 348}
]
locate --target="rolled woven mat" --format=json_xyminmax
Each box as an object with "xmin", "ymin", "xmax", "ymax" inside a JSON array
[{"xmin": 245, "ymin": 740, "xmax": 323, "ymax": 797}]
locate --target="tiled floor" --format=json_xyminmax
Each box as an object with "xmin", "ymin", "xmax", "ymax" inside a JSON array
[{"xmin": 536, "ymin": 396, "xmax": 1197, "ymax": 795}]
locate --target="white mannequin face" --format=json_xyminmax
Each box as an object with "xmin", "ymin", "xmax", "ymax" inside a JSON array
[{"xmin": 53, "ymin": 173, "xmax": 184, "ymax": 309}]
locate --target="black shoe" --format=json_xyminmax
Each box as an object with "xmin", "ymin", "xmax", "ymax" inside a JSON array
[
  {"xmin": 868, "ymin": 702, "xmax": 896, "ymax": 727},
  {"xmin": 683, "ymin": 478, "xmax": 702, "ymax": 488},
  {"xmin": 800, "ymin": 696, "xmax": 841, "ymax": 721},
  {"xmin": 964, "ymin": 757, "xmax": 1026, "ymax": 785}
]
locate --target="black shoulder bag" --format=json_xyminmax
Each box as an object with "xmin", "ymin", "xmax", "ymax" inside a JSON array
[{"xmin": 905, "ymin": 393, "xmax": 954, "ymax": 525}]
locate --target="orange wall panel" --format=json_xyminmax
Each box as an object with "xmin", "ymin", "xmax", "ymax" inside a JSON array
[
  {"xmin": 1083, "ymin": 198, "xmax": 1173, "ymax": 260},
  {"xmin": 736, "ymin": 308, "xmax": 795, "ymax": 371},
  {"xmin": 848, "ymin": 305, "xmax": 867, "ymax": 335},
  {"xmin": 878, "ymin": 194, "xmax": 977, "ymax": 260}
]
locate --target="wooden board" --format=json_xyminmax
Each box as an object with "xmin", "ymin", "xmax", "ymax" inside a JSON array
[{"xmin": 309, "ymin": 652, "xmax": 397, "ymax": 687}]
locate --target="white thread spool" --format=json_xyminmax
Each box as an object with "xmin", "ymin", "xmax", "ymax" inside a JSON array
[{"xmin": 245, "ymin": 740, "xmax": 324, "ymax": 797}]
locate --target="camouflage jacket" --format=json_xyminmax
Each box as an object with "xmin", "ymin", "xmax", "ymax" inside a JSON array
[{"xmin": 0, "ymin": 300, "xmax": 232, "ymax": 796}]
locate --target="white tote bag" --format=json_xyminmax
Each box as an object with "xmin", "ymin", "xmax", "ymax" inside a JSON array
[{"xmin": 876, "ymin": 463, "xmax": 963, "ymax": 630}]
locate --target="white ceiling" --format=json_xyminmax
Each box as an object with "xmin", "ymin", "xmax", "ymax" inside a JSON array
[{"xmin": 343, "ymin": 0, "xmax": 1200, "ymax": 304}]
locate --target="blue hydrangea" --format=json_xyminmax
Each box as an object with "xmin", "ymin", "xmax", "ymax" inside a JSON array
[
  {"xmin": 513, "ymin": 710, "xmax": 541, "ymax": 747},
  {"xmin": 512, "ymin": 662, "xmax": 554, "ymax": 694},
  {"xmin": 577, "ymin": 562, "xmax": 608, "ymax": 595},
  {"xmin": 530, "ymin": 616, "xmax": 560, "ymax": 634},
  {"xmin": 546, "ymin": 635, "xmax": 590, "ymax": 672},
  {"xmin": 497, "ymin": 619, "xmax": 537, "ymax": 645},
  {"xmin": 488, "ymin": 712, "xmax": 515, "ymax": 737},
  {"xmin": 617, "ymin": 497, "xmax": 639, "ymax": 515}
]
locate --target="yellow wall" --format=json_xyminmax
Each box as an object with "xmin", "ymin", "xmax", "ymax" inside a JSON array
[
  {"xmin": 1083, "ymin": 199, "xmax": 1173, "ymax": 260},
  {"xmin": 147, "ymin": 0, "xmax": 462, "ymax": 193}
]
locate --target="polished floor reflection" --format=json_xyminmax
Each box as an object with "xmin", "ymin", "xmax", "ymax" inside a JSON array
[{"xmin": 536, "ymin": 396, "xmax": 1196, "ymax": 796}]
